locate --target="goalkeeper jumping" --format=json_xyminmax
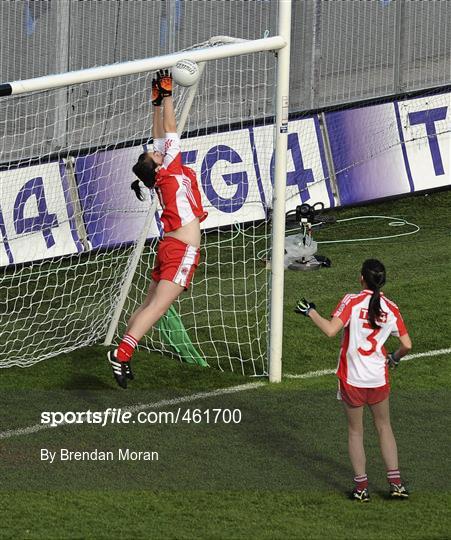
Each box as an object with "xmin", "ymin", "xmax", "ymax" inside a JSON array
[
  {"xmin": 295, "ymin": 259, "xmax": 412, "ymax": 502},
  {"xmin": 108, "ymin": 70, "xmax": 207, "ymax": 389}
]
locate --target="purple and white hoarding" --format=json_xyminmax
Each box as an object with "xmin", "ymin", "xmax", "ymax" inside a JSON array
[
  {"xmin": 0, "ymin": 162, "xmax": 82, "ymax": 267},
  {"xmin": 75, "ymin": 146, "xmax": 162, "ymax": 250},
  {"xmin": 1, "ymin": 90, "xmax": 449, "ymax": 266},
  {"xmin": 326, "ymin": 92, "xmax": 450, "ymax": 205}
]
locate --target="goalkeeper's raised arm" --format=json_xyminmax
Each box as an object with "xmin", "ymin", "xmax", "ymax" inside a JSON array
[{"xmin": 108, "ymin": 70, "xmax": 207, "ymax": 389}]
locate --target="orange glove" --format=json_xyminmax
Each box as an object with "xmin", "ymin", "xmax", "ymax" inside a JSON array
[{"xmin": 157, "ymin": 69, "xmax": 172, "ymax": 97}]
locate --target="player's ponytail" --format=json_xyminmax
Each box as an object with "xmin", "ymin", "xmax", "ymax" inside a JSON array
[
  {"xmin": 361, "ymin": 259, "xmax": 386, "ymax": 329},
  {"xmin": 132, "ymin": 153, "xmax": 158, "ymax": 189}
]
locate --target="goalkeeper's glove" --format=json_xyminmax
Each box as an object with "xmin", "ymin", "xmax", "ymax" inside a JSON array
[
  {"xmin": 157, "ymin": 69, "xmax": 173, "ymax": 97},
  {"xmin": 131, "ymin": 180, "xmax": 144, "ymax": 201},
  {"xmin": 387, "ymin": 351, "xmax": 400, "ymax": 369},
  {"xmin": 294, "ymin": 298, "xmax": 316, "ymax": 316},
  {"xmin": 151, "ymin": 78, "xmax": 163, "ymax": 107}
]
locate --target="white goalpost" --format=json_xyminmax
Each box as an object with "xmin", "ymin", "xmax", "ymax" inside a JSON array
[{"xmin": 0, "ymin": 2, "xmax": 292, "ymax": 382}]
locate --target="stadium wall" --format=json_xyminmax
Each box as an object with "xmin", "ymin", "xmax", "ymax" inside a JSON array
[
  {"xmin": 1, "ymin": 90, "xmax": 449, "ymax": 267},
  {"xmin": 2, "ymin": 0, "xmax": 450, "ymax": 114}
]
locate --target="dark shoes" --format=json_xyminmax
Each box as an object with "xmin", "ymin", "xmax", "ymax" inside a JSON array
[
  {"xmin": 350, "ymin": 484, "xmax": 409, "ymax": 502},
  {"xmin": 351, "ymin": 488, "xmax": 370, "ymax": 502},
  {"xmin": 389, "ymin": 483, "xmax": 409, "ymax": 499},
  {"xmin": 108, "ymin": 350, "xmax": 133, "ymax": 389}
]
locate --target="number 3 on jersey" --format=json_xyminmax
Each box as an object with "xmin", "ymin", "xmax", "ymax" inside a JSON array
[{"xmin": 358, "ymin": 321, "xmax": 381, "ymax": 356}]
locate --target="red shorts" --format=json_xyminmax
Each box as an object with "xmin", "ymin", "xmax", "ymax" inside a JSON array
[
  {"xmin": 338, "ymin": 379, "xmax": 390, "ymax": 407},
  {"xmin": 151, "ymin": 236, "xmax": 200, "ymax": 289}
]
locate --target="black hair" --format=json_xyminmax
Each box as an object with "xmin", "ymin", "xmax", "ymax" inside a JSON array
[
  {"xmin": 132, "ymin": 152, "xmax": 158, "ymax": 189},
  {"xmin": 361, "ymin": 259, "xmax": 386, "ymax": 329}
]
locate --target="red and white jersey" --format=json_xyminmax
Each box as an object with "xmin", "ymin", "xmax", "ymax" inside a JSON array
[
  {"xmin": 153, "ymin": 134, "xmax": 207, "ymax": 233},
  {"xmin": 333, "ymin": 289, "xmax": 408, "ymax": 388}
]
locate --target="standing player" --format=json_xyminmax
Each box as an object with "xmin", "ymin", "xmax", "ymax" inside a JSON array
[
  {"xmin": 295, "ymin": 259, "xmax": 412, "ymax": 501},
  {"xmin": 108, "ymin": 70, "xmax": 207, "ymax": 388}
]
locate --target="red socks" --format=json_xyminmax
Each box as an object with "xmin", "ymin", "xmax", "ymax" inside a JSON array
[
  {"xmin": 353, "ymin": 470, "xmax": 401, "ymax": 490},
  {"xmin": 353, "ymin": 470, "xmax": 401, "ymax": 491},
  {"xmin": 116, "ymin": 333, "xmax": 138, "ymax": 362},
  {"xmin": 354, "ymin": 474, "xmax": 368, "ymax": 491},
  {"xmin": 387, "ymin": 469, "xmax": 401, "ymax": 485}
]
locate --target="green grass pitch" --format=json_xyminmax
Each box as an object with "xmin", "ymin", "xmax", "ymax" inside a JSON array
[{"xmin": 0, "ymin": 190, "xmax": 450, "ymax": 539}]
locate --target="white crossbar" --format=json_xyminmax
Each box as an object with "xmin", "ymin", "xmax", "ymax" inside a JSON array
[{"xmin": 2, "ymin": 36, "xmax": 286, "ymax": 96}]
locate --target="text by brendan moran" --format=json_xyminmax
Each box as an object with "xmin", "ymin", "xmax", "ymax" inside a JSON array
[{"xmin": 41, "ymin": 448, "xmax": 159, "ymax": 463}]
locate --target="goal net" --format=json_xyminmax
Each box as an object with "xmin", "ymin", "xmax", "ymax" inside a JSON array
[{"xmin": 0, "ymin": 38, "xmax": 280, "ymax": 375}]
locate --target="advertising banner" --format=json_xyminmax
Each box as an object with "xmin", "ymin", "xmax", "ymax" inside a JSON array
[
  {"xmin": 0, "ymin": 162, "xmax": 81, "ymax": 267},
  {"xmin": 326, "ymin": 103, "xmax": 412, "ymax": 205},
  {"xmin": 75, "ymin": 146, "xmax": 162, "ymax": 250},
  {"xmin": 2, "ymin": 90, "xmax": 448, "ymax": 265},
  {"xmin": 75, "ymin": 119, "xmax": 335, "ymax": 250},
  {"xmin": 180, "ymin": 128, "xmax": 268, "ymax": 229},
  {"xmin": 396, "ymin": 93, "xmax": 450, "ymax": 192},
  {"xmin": 252, "ymin": 118, "xmax": 334, "ymax": 214},
  {"xmin": 326, "ymin": 91, "xmax": 450, "ymax": 205}
]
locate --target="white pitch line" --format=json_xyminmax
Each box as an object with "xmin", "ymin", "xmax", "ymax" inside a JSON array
[
  {"xmin": 285, "ymin": 368, "xmax": 335, "ymax": 380},
  {"xmin": 0, "ymin": 381, "xmax": 265, "ymax": 440},
  {"xmin": 285, "ymin": 347, "xmax": 451, "ymax": 379},
  {"xmin": 401, "ymin": 347, "xmax": 451, "ymax": 361}
]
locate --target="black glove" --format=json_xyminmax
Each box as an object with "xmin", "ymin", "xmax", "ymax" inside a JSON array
[
  {"xmin": 157, "ymin": 69, "xmax": 173, "ymax": 97},
  {"xmin": 294, "ymin": 298, "xmax": 316, "ymax": 316},
  {"xmin": 131, "ymin": 180, "xmax": 144, "ymax": 201},
  {"xmin": 387, "ymin": 352, "xmax": 400, "ymax": 369},
  {"xmin": 151, "ymin": 78, "xmax": 163, "ymax": 106}
]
